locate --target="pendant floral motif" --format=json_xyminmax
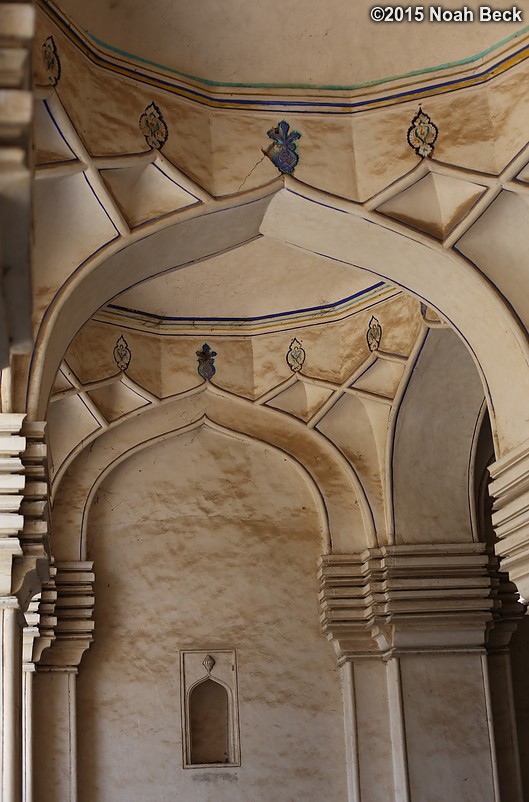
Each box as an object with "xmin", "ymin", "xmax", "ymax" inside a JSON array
[
  {"xmin": 407, "ymin": 108, "xmax": 438, "ymax": 158},
  {"xmin": 264, "ymin": 120, "xmax": 301, "ymax": 175},
  {"xmin": 366, "ymin": 316, "xmax": 382, "ymax": 351},
  {"xmin": 42, "ymin": 36, "xmax": 61, "ymax": 86},
  {"xmin": 139, "ymin": 102, "xmax": 168, "ymax": 150},
  {"xmin": 286, "ymin": 338, "xmax": 306, "ymax": 372},
  {"xmin": 113, "ymin": 336, "xmax": 131, "ymax": 371},
  {"xmin": 197, "ymin": 343, "xmax": 217, "ymax": 380}
]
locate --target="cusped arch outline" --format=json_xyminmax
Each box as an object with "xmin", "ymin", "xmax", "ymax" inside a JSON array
[
  {"xmin": 29, "ymin": 178, "xmax": 529, "ymax": 457},
  {"xmin": 51, "ymin": 386, "xmax": 375, "ymax": 561}
]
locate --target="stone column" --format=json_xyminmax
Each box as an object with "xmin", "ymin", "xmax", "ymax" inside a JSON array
[
  {"xmin": 0, "ymin": 599, "xmax": 24, "ymax": 802},
  {"xmin": 33, "ymin": 562, "xmax": 94, "ymax": 802},
  {"xmin": 319, "ymin": 544, "xmax": 525, "ymax": 802}
]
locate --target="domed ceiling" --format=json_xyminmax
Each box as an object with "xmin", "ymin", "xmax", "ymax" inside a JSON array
[{"xmin": 51, "ymin": 0, "xmax": 524, "ymax": 87}]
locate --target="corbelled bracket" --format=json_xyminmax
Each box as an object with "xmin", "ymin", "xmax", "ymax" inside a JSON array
[
  {"xmin": 319, "ymin": 543, "xmax": 524, "ymax": 660},
  {"xmin": 35, "ymin": 561, "xmax": 95, "ymax": 671}
]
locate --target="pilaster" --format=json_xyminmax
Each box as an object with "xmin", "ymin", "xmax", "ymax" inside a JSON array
[
  {"xmin": 33, "ymin": 563, "xmax": 94, "ymax": 802},
  {"xmin": 319, "ymin": 545, "xmax": 524, "ymax": 802}
]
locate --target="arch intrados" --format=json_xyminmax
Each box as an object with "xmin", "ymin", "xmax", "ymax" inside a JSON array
[{"xmin": 29, "ymin": 179, "xmax": 529, "ymax": 454}]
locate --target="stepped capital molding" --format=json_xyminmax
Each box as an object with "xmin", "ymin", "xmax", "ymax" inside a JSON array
[
  {"xmin": 0, "ymin": 417, "xmax": 51, "ymax": 610},
  {"xmin": 36, "ymin": 561, "xmax": 94, "ymax": 672},
  {"xmin": 319, "ymin": 544, "xmax": 524, "ymax": 659},
  {"xmin": 490, "ymin": 438, "xmax": 529, "ymax": 600}
]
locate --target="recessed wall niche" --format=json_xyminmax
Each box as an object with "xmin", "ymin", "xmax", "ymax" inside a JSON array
[{"xmin": 180, "ymin": 650, "xmax": 241, "ymax": 768}]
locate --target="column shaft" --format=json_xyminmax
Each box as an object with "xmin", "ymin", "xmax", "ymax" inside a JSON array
[{"xmin": 1, "ymin": 603, "xmax": 23, "ymax": 802}]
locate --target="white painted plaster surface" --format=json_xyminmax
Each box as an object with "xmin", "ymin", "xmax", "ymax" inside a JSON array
[
  {"xmin": 393, "ymin": 328, "xmax": 485, "ymax": 543},
  {"xmin": 77, "ymin": 427, "xmax": 348, "ymax": 801},
  {"xmin": 400, "ymin": 653, "xmax": 497, "ymax": 801}
]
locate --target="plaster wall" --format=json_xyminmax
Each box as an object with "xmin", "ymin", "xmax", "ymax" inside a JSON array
[
  {"xmin": 393, "ymin": 328, "xmax": 485, "ymax": 543},
  {"xmin": 77, "ymin": 426, "xmax": 347, "ymax": 802}
]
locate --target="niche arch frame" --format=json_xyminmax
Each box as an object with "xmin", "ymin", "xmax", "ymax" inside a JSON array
[{"xmin": 181, "ymin": 650, "xmax": 241, "ymax": 769}]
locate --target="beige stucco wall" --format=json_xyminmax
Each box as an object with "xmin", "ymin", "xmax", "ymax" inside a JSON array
[{"xmin": 77, "ymin": 426, "xmax": 347, "ymax": 801}]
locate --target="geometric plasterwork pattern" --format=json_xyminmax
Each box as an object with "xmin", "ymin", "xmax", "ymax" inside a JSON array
[
  {"xmin": 47, "ymin": 326, "xmax": 427, "ymax": 555},
  {"xmin": 29, "ymin": 40, "xmax": 529, "ymax": 556}
]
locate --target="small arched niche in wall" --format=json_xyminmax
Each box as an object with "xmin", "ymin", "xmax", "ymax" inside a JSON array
[{"xmin": 180, "ymin": 650, "xmax": 241, "ymax": 768}]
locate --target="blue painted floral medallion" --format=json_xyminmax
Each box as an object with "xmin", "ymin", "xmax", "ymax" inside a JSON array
[
  {"xmin": 197, "ymin": 343, "xmax": 217, "ymax": 380},
  {"xmin": 264, "ymin": 120, "xmax": 301, "ymax": 174}
]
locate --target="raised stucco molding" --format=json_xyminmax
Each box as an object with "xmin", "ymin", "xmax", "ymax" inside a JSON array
[
  {"xmin": 490, "ymin": 437, "xmax": 529, "ymax": 601},
  {"xmin": 319, "ymin": 543, "xmax": 523, "ymax": 658},
  {"xmin": 35, "ymin": 561, "xmax": 94, "ymax": 671}
]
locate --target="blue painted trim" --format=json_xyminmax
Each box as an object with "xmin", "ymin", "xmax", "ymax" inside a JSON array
[
  {"xmin": 41, "ymin": 0, "xmax": 528, "ymax": 92},
  {"xmin": 151, "ymin": 163, "xmax": 202, "ymax": 202},
  {"xmin": 107, "ymin": 281, "xmax": 386, "ymax": 324},
  {"xmin": 38, "ymin": 0, "xmax": 529, "ymax": 113},
  {"xmin": 42, "ymin": 99, "xmax": 77, "ymax": 159}
]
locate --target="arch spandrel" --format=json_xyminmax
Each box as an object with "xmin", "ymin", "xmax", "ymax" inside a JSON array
[{"xmin": 259, "ymin": 184, "xmax": 529, "ymax": 455}]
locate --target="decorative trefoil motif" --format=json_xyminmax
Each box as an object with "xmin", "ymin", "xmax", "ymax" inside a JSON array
[
  {"xmin": 113, "ymin": 336, "xmax": 131, "ymax": 371},
  {"xmin": 286, "ymin": 338, "xmax": 306, "ymax": 372},
  {"xmin": 42, "ymin": 36, "xmax": 61, "ymax": 86},
  {"xmin": 407, "ymin": 108, "xmax": 438, "ymax": 158},
  {"xmin": 197, "ymin": 343, "xmax": 217, "ymax": 380},
  {"xmin": 139, "ymin": 102, "xmax": 168, "ymax": 149},
  {"xmin": 264, "ymin": 120, "xmax": 302, "ymax": 175},
  {"xmin": 366, "ymin": 316, "xmax": 382, "ymax": 351}
]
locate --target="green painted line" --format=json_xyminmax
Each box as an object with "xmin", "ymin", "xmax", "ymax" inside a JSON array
[{"xmin": 82, "ymin": 24, "xmax": 529, "ymax": 92}]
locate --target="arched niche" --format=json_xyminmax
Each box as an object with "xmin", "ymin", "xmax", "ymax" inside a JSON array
[
  {"xmin": 189, "ymin": 678, "xmax": 230, "ymax": 765},
  {"xmin": 27, "ymin": 181, "xmax": 529, "ymax": 459},
  {"xmin": 76, "ymin": 424, "xmax": 348, "ymax": 802}
]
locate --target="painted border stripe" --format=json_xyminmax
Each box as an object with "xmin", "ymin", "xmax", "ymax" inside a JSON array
[{"xmin": 37, "ymin": 0, "xmax": 529, "ymax": 114}]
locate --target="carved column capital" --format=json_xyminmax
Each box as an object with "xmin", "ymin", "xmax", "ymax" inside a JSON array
[
  {"xmin": 490, "ymin": 438, "xmax": 529, "ymax": 600},
  {"xmin": 0, "ymin": 417, "xmax": 53, "ymax": 611},
  {"xmin": 36, "ymin": 561, "xmax": 94, "ymax": 672},
  {"xmin": 0, "ymin": 413, "xmax": 27, "ymax": 600},
  {"xmin": 319, "ymin": 544, "xmax": 524, "ymax": 659}
]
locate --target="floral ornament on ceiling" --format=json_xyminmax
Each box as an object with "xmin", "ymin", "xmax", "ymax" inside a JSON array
[
  {"xmin": 366, "ymin": 316, "xmax": 382, "ymax": 351},
  {"xmin": 197, "ymin": 343, "xmax": 217, "ymax": 380},
  {"xmin": 42, "ymin": 36, "xmax": 61, "ymax": 86},
  {"xmin": 263, "ymin": 120, "xmax": 302, "ymax": 175},
  {"xmin": 139, "ymin": 102, "xmax": 168, "ymax": 149},
  {"xmin": 286, "ymin": 338, "xmax": 306, "ymax": 372},
  {"xmin": 407, "ymin": 107, "xmax": 438, "ymax": 158},
  {"xmin": 113, "ymin": 336, "xmax": 131, "ymax": 371}
]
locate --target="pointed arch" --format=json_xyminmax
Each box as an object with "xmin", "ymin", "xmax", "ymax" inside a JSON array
[
  {"xmin": 50, "ymin": 386, "xmax": 374, "ymax": 560},
  {"xmin": 28, "ymin": 180, "xmax": 529, "ymax": 458}
]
